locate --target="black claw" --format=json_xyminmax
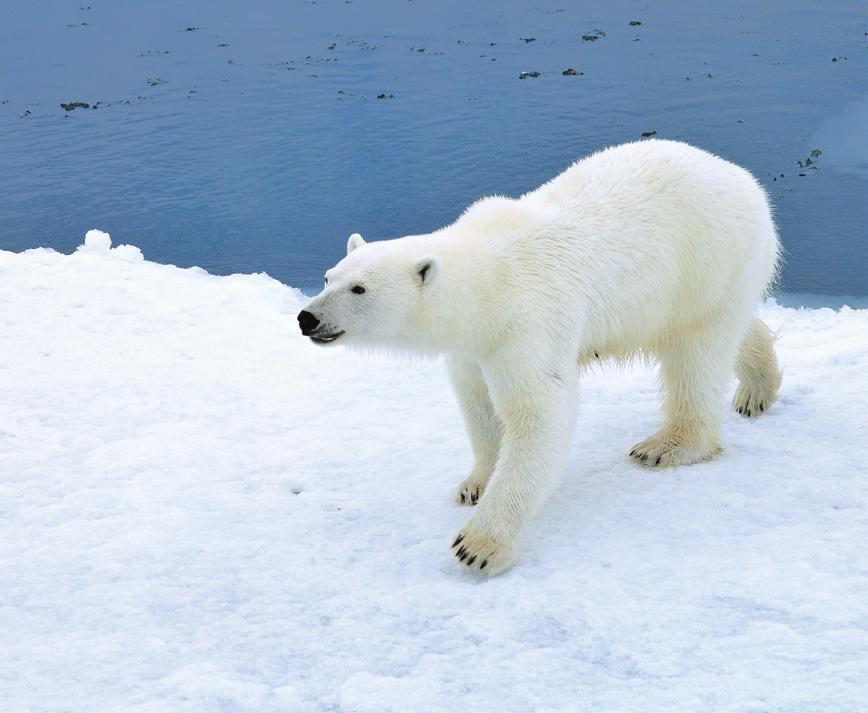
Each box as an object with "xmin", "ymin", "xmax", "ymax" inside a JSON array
[
  {"xmin": 759, "ymin": 403, "xmax": 764, "ymax": 412},
  {"xmin": 737, "ymin": 407, "xmax": 743, "ymax": 414},
  {"xmin": 460, "ymin": 492, "xmax": 466, "ymax": 503},
  {"xmin": 641, "ymin": 454, "xmax": 648, "ymax": 462},
  {"xmin": 480, "ymin": 559, "xmax": 488, "ymax": 570},
  {"xmin": 452, "ymin": 534, "xmax": 464, "ymax": 548},
  {"xmin": 630, "ymin": 450, "xmax": 636, "ymax": 457},
  {"xmin": 466, "ymin": 555, "xmax": 477, "ymax": 566},
  {"xmin": 655, "ymin": 456, "xmax": 661, "ymax": 465},
  {"xmin": 746, "ymin": 409, "xmax": 751, "ymax": 417},
  {"xmin": 456, "ymin": 545, "xmax": 466, "ymax": 558},
  {"xmin": 459, "ymin": 550, "xmax": 468, "ymax": 562}
]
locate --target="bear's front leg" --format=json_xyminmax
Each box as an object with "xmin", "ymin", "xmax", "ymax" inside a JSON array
[
  {"xmin": 451, "ymin": 354, "xmax": 578, "ymax": 575},
  {"xmin": 445, "ymin": 354, "xmax": 502, "ymax": 506}
]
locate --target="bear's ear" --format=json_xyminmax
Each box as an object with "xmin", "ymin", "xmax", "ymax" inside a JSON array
[
  {"xmin": 347, "ymin": 233, "xmax": 366, "ymax": 255},
  {"xmin": 415, "ymin": 256, "xmax": 442, "ymax": 287}
]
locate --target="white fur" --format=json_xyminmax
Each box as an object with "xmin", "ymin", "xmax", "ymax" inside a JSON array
[{"xmin": 302, "ymin": 139, "xmax": 782, "ymax": 575}]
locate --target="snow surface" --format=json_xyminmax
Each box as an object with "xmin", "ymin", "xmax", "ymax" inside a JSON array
[{"xmin": 1, "ymin": 233, "xmax": 867, "ymax": 713}]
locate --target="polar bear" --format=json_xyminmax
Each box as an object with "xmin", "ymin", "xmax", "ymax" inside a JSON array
[{"xmin": 298, "ymin": 139, "xmax": 782, "ymax": 576}]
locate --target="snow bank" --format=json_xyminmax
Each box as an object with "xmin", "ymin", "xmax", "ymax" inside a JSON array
[{"xmin": 1, "ymin": 234, "xmax": 866, "ymax": 712}]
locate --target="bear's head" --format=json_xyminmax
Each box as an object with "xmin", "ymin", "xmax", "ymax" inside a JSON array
[{"xmin": 297, "ymin": 233, "xmax": 441, "ymax": 349}]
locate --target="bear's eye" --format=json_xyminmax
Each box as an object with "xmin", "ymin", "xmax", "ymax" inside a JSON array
[{"xmin": 351, "ymin": 285, "xmax": 366, "ymax": 295}]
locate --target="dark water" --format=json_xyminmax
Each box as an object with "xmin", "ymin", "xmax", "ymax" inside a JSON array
[{"xmin": 1, "ymin": 1, "xmax": 866, "ymax": 296}]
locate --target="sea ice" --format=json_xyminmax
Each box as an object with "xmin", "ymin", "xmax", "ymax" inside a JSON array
[{"xmin": 1, "ymin": 232, "xmax": 866, "ymax": 712}]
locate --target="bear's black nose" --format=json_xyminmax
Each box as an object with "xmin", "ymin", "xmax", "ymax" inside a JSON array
[{"xmin": 297, "ymin": 310, "xmax": 320, "ymax": 335}]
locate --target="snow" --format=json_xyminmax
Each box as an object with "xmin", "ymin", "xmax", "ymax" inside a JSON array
[
  {"xmin": 78, "ymin": 228, "xmax": 112, "ymax": 253},
  {"xmin": 1, "ymin": 233, "xmax": 867, "ymax": 713}
]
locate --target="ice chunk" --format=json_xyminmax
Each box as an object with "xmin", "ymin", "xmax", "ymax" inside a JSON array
[
  {"xmin": 112, "ymin": 244, "xmax": 144, "ymax": 262},
  {"xmin": 77, "ymin": 229, "xmax": 112, "ymax": 254}
]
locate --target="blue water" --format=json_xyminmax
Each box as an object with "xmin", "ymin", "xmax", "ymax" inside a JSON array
[{"xmin": 1, "ymin": 1, "xmax": 866, "ymax": 296}]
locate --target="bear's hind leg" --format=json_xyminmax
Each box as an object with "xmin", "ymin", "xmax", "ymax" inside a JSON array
[
  {"xmin": 446, "ymin": 355, "xmax": 502, "ymax": 505},
  {"xmin": 732, "ymin": 316, "xmax": 781, "ymax": 417},
  {"xmin": 631, "ymin": 317, "xmax": 742, "ymax": 467}
]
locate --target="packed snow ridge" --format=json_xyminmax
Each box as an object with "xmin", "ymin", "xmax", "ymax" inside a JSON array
[{"xmin": 1, "ymin": 232, "xmax": 867, "ymax": 713}]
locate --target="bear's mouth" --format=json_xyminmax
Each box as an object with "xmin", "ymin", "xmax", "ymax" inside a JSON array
[{"xmin": 309, "ymin": 330, "xmax": 345, "ymax": 344}]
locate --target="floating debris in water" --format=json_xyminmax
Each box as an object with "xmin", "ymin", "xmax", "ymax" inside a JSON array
[
  {"xmin": 796, "ymin": 148, "xmax": 822, "ymax": 173},
  {"xmin": 562, "ymin": 68, "xmax": 583, "ymax": 76},
  {"xmin": 518, "ymin": 71, "xmax": 541, "ymax": 79},
  {"xmin": 146, "ymin": 78, "xmax": 166, "ymax": 86},
  {"xmin": 630, "ymin": 20, "xmax": 642, "ymax": 26},
  {"xmin": 60, "ymin": 101, "xmax": 90, "ymax": 111},
  {"xmin": 183, "ymin": 27, "xmax": 200, "ymax": 32},
  {"xmin": 521, "ymin": 37, "xmax": 536, "ymax": 43},
  {"xmin": 376, "ymin": 93, "xmax": 394, "ymax": 99},
  {"xmin": 641, "ymin": 130, "xmax": 657, "ymax": 137},
  {"xmin": 581, "ymin": 35, "xmax": 598, "ymax": 41},
  {"xmin": 831, "ymin": 56, "xmax": 847, "ymax": 62}
]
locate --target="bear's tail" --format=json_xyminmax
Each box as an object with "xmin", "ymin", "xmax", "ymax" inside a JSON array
[{"xmin": 732, "ymin": 316, "xmax": 782, "ymax": 418}]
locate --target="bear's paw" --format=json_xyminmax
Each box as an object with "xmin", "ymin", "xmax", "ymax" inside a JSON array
[
  {"xmin": 629, "ymin": 431, "xmax": 720, "ymax": 468},
  {"xmin": 453, "ymin": 475, "xmax": 488, "ymax": 506},
  {"xmin": 732, "ymin": 381, "xmax": 777, "ymax": 418},
  {"xmin": 450, "ymin": 525, "xmax": 515, "ymax": 576}
]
